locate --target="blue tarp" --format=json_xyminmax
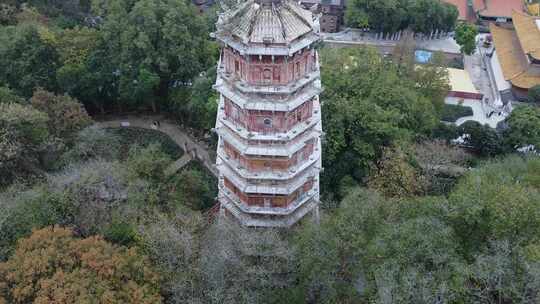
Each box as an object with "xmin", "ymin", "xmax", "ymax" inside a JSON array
[{"xmin": 415, "ymin": 50, "xmax": 433, "ymax": 63}]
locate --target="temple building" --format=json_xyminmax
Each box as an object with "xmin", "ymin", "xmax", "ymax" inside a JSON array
[
  {"xmin": 300, "ymin": 0, "xmax": 344, "ymax": 33},
  {"xmin": 212, "ymin": 0, "xmax": 323, "ymax": 227},
  {"xmin": 489, "ymin": 10, "xmax": 540, "ymax": 102},
  {"xmin": 473, "ymin": 0, "xmax": 524, "ymax": 23}
]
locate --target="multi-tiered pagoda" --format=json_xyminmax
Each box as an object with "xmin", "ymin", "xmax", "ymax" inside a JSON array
[{"xmin": 212, "ymin": 0, "xmax": 323, "ymax": 227}]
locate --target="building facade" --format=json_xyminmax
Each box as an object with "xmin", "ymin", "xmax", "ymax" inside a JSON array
[
  {"xmin": 300, "ymin": 0, "xmax": 344, "ymax": 33},
  {"xmin": 318, "ymin": 0, "xmax": 344, "ymax": 33},
  {"xmin": 212, "ymin": 0, "xmax": 323, "ymax": 227}
]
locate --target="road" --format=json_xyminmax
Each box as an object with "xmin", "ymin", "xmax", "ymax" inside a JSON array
[
  {"xmin": 322, "ymin": 28, "xmax": 461, "ymax": 60},
  {"xmin": 96, "ymin": 115, "xmax": 218, "ymax": 177}
]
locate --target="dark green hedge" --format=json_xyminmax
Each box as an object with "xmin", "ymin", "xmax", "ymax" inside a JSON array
[{"xmin": 441, "ymin": 104, "xmax": 473, "ymax": 122}]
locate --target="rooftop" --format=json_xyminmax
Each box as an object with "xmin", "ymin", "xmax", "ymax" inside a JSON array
[
  {"xmin": 528, "ymin": 3, "xmax": 540, "ymax": 16},
  {"xmin": 215, "ymin": 0, "xmax": 318, "ymax": 46},
  {"xmin": 448, "ymin": 68, "xmax": 480, "ymax": 95},
  {"xmin": 490, "ymin": 21, "xmax": 540, "ymax": 89},
  {"xmin": 473, "ymin": 0, "xmax": 524, "ymax": 19},
  {"xmin": 511, "ymin": 10, "xmax": 540, "ymax": 61}
]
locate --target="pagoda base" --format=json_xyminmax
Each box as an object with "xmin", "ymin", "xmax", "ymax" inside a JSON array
[{"xmin": 220, "ymin": 197, "xmax": 319, "ymax": 228}]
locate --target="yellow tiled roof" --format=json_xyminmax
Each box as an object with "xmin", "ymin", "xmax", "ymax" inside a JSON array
[
  {"xmin": 490, "ymin": 23, "xmax": 540, "ymax": 89},
  {"xmin": 447, "ymin": 68, "xmax": 479, "ymax": 94},
  {"xmin": 512, "ymin": 10, "xmax": 540, "ymax": 61},
  {"xmin": 528, "ymin": 3, "xmax": 540, "ymax": 16}
]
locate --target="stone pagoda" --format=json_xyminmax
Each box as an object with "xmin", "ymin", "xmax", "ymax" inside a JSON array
[{"xmin": 212, "ymin": 0, "xmax": 323, "ymax": 227}]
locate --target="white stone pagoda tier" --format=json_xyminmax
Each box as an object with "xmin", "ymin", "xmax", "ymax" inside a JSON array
[{"xmin": 212, "ymin": 0, "xmax": 322, "ymax": 227}]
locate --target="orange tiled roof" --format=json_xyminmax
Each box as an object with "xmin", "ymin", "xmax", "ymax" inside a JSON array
[
  {"xmin": 512, "ymin": 10, "xmax": 540, "ymax": 61},
  {"xmin": 473, "ymin": 0, "xmax": 524, "ymax": 19},
  {"xmin": 490, "ymin": 23, "xmax": 540, "ymax": 89}
]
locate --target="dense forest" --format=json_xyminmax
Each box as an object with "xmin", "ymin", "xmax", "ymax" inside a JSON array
[{"xmin": 1, "ymin": 1, "xmax": 540, "ymax": 303}]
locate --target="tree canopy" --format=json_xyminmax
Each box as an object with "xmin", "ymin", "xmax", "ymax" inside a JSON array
[
  {"xmin": 0, "ymin": 226, "xmax": 162, "ymax": 303},
  {"xmin": 454, "ymin": 22, "xmax": 478, "ymax": 55},
  {"xmin": 504, "ymin": 105, "xmax": 540, "ymax": 151},
  {"xmin": 345, "ymin": 0, "xmax": 458, "ymax": 34},
  {"xmin": 320, "ymin": 47, "xmax": 445, "ymax": 201}
]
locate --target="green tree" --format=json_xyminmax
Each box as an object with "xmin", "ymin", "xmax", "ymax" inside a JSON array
[
  {"xmin": 410, "ymin": 51, "xmax": 450, "ymax": 114},
  {"xmin": 0, "ymin": 86, "xmax": 24, "ymax": 104},
  {"xmin": 126, "ymin": 143, "xmax": 172, "ymax": 184},
  {"xmin": 30, "ymin": 88, "xmax": 92, "ymax": 142},
  {"xmin": 0, "ymin": 226, "xmax": 162, "ymax": 303},
  {"xmin": 366, "ymin": 216, "xmax": 467, "ymax": 303},
  {"xmin": 469, "ymin": 240, "xmax": 540, "ymax": 303},
  {"xmin": 345, "ymin": 0, "xmax": 405, "ymax": 32},
  {"xmin": 458, "ymin": 121, "xmax": 503, "ymax": 156},
  {"xmin": 368, "ymin": 145, "xmax": 423, "ymax": 197},
  {"xmin": 408, "ymin": 0, "xmax": 458, "ymax": 34},
  {"xmin": 0, "ymin": 102, "xmax": 49, "ymax": 184},
  {"xmin": 504, "ymin": 105, "xmax": 540, "ymax": 151},
  {"xmin": 454, "ymin": 22, "xmax": 478, "ymax": 55},
  {"xmin": 345, "ymin": 0, "xmax": 457, "ymax": 34},
  {"xmin": 0, "ymin": 24, "xmax": 59, "ymax": 97},
  {"xmin": 529, "ymin": 85, "xmax": 540, "ymax": 103},
  {"xmin": 170, "ymin": 169, "xmax": 215, "ymax": 210},
  {"xmin": 94, "ymin": 0, "xmax": 216, "ymax": 112},
  {"xmin": 449, "ymin": 156, "xmax": 540, "ymax": 256},
  {"xmin": 0, "ymin": 4, "xmax": 17, "ymax": 25},
  {"xmin": 321, "ymin": 47, "xmax": 439, "ymax": 200},
  {"xmin": 54, "ymin": 26, "xmax": 101, "ymax": 107},
  {"xmin": 171, "ymin": 66, "xmax": 218, "ymax": 131},
  {"xmin": 295, "ymin": 188, "xmax": 468, "ymax": 303}
]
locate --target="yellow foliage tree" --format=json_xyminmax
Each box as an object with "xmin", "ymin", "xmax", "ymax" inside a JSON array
[{"xmin": 0, "ymin": 226, "xmax": 162, "ymax": 304}]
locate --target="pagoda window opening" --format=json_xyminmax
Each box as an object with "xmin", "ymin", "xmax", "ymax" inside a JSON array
[
  {"xmin": 263, "ymin": 117, "xmax": 273, "ymax": 127},
  {"xmin": 263, "ymin": 68, "xmax": 272, "ymax": 84}
]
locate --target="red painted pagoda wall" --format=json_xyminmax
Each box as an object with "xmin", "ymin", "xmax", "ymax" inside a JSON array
[
  {"xmin": 224, "ymin": 97, "xmax": 313, "ymax": 133},
  {"xmin": 223, "ymin": 177, "xmax": 314, "ymax": 208},
  {"xmin": 222, "ymin": 47, "xmax": 316, "ymax": 85}
]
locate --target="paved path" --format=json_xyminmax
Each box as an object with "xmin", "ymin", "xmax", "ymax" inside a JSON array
[
  {"xmin": 165, "ymin": 154, "xmax": 193, "ymax": 177},
  {"xmin": 323, "ymin": 28, "xmax": 461, "ymax": 55},
  {"xmin": 96, "ymin": 115, "xmax": 218, "ymax": 177}
]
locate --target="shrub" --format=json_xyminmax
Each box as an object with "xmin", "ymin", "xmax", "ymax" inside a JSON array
[
  {"xmin": 441, "ymin": 103, "xmax": 473, "ymax": 122},
  {"xmin": 104, "ymin": 220, "xmax": 137, "ymax": 246}
]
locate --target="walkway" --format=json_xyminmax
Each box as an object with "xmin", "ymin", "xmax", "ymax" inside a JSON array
[
  {"xmin": 445, "ymin": 97, "xmax": 507, "ymax": 128},
  {"xmin": 165, "ymin": 154, "xmax": 193, "ymax": 177},
  {"xmin": 96, "ymin": 115, "xmax": 218, "ymax": 177},
  {"xmin": 322, "ymin": 28, "xmax": 461, "ymax": 55}
]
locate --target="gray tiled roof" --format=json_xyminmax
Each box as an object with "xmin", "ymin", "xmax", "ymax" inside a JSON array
[{"xmin": 217, "ymin": 0, "xmax": 316, "ymax": 45}]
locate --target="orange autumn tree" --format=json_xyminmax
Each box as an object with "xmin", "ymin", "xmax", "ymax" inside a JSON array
[{"xmin": 0, "ymin": 226, "xmax": 162, "ymax": 304}]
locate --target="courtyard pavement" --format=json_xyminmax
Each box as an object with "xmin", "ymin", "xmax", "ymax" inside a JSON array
[{"xmin": 445, "ymin": 97, "xmax": 507, "ymax": 128}]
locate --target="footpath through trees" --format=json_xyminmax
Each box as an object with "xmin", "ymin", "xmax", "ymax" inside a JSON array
[{"xmin": 96, "ymin": 115, "xmax": 218, "ymax": 177}]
